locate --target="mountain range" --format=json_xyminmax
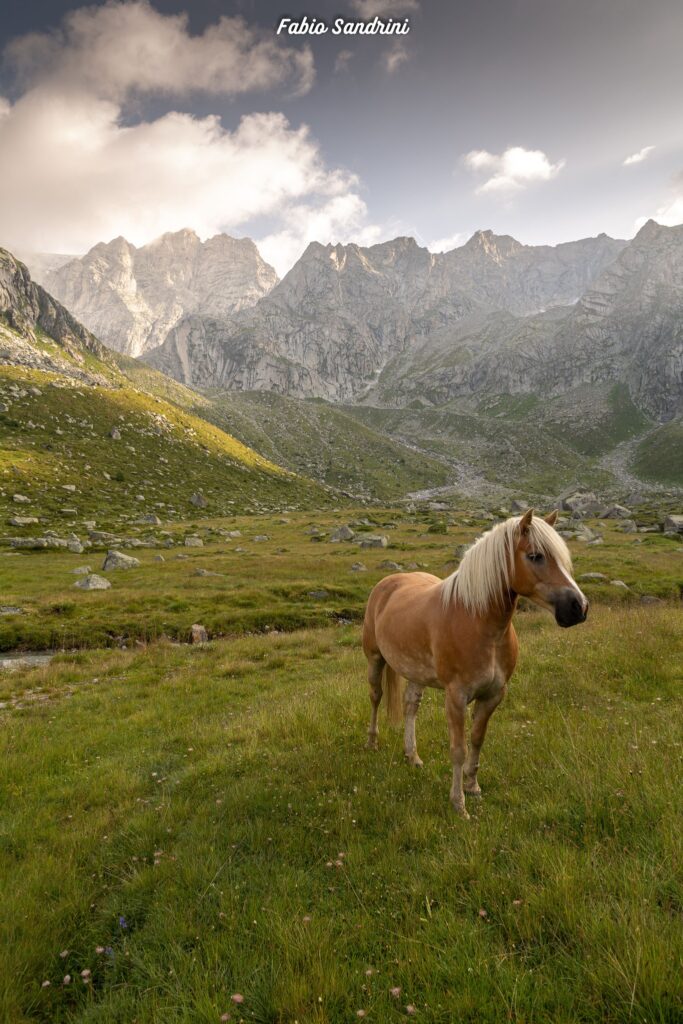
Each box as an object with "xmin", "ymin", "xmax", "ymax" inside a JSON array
[{"xmin": 11, "ymin": 220, "xmax": 683, "ymax": 498}]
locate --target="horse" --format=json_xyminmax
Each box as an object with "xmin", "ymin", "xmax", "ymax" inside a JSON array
[{"xmin": 362, "ymin": 509, "xmax": 588, "ymax": 817}]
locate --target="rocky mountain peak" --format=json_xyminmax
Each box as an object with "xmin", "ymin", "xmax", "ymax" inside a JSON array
[{"xmin": 41, "ymin": 230, "xmax": 279, "ymax": 357}]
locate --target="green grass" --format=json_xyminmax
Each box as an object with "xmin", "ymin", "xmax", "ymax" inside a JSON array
[
  {"xmin": 0, "ymin": 366, "xmax": 324, "ymax": 528},
  {"xmin": 1, "ymin": 602, "xmax": 682, "ymax": 1023},
  {"xmin": 1, "ymin": 509, "xmax": 681, "ymax": 652},
  {"xmin": 633, "ymin": 419, "xmax": 683, "ymax": 486}
]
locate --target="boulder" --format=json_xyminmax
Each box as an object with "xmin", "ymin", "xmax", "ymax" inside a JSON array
[
  {"xmin": 562, "ymin": 491, "xmax": 597, "ymax": 512},
  {"xmin": 74, "ymin": 574, "xmax": 111, "ymax": 590},
  {"xmin": 190, "ymin": 492, "xmax": 208, "ymax": 508},
  {"xmin": 8, "ymin": 516, "xmax": 38, "ymax": 526},
  {"xmin": 102, "ymin": 549, "xmax": 141, "ymax": 571},
  {"xmin": 184, "ymin": 536, "xmax": 203, "ymax": 547},
  {"xmin": 109, "ymin": 427, "xmax": 121, "ymax": 440},
  {"xmin": 190, "ymin": 623, "xmax": 208, "ymax": 644},
  {"xmin": 136, "ymin": 514, "xmax": 162, "ymax": 525},
  {"xmin": 350, "ymin": 562, "xmax": 367, "ymax": 572},
  {"xmin": 359, "ymin": 535, "xmax": 388, "ymax": 549},
  {"xmin": 12, "ymin": 494, "xmax": 30, "ymax": 503},
  {"xmin": 620, "ymin": 520, "xmax": 638, "ymax": 533},
  {"xmin": 70, "ymin": 566, "xmax": 92, "ymax": 574},
  {"xmin": 663, "ymin": 515, "xmax": 683, "ymax": 534},
  {"xmin": 67, "ymin": 540, "xmax": 85, "ymax": 553},
  {"xmin": 602, "ymin": 505, "xmax": 631, "ymax": 519},
  {"xmin": 308, "ymin": 589, "xmax": 329, "ymax": 600},
  {"xmin": 610, "ymin": 579, "xmax": 629, "ymax": 589},
  {"xmin": 379, "ymin": 560, "xmax": 402, "ymax": 571},
  {"xmin": 330, "ymin": 525, "xmax": 355, "ymax": 542}
]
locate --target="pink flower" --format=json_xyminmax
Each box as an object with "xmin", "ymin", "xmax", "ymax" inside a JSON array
[
  {"xmin": 357, "ymin": 1011, "xmax": 366, "ymax": 1019},
  {"xmin": 41, "ymin": 980, "xmax": 50, "ymax": 988},
  {"xmin": 406, "ymin": 1005, "xmax": 417, "ymax": 1015},
  {"xmin": 390, "ymin": 986, "xmax": 401, "ymax": 998},
  {"xmin": 220, "ymin": 1015, "xmax": 231, "ymax": 1022},
  {"xmin": 478, "ymin": 908, "xmax": 488, "ymax": 919},
  {"xmin": 80, "ymin": 969, "xmax": 91, "ymax": 980},
  {"xmin": 63, "ymin": 975, "xmax": 71, "ymax": 985},
  {"xmin": 231, "ymin": 994, "xmax": 244, "ymax": 1005}
]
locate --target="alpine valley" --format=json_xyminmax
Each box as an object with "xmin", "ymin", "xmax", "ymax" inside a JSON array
[{"xmin": 12, "ymin": 220, "xmax": 683, "ymax": 507}]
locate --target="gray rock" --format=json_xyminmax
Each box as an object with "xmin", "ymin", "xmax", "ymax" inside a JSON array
[
  {"xmin": 663, "ymin": 515, "xmax": 683, "ymax": 534},
  {"xmin": 102, "ymin": 549, "xmax": 141, "ymax": 570},
  {"xmin": 350, "ymin": 562, "xmax": 367, "ymax": 572},
  {"xmin": 135, "ymin": 514, "xmax": 162, "ymax": 525},
  {"xmin": 308, "ymin": 589, "xmax": 329, "ymax": 599},
  {"xmin": 253, "ymin": 535, "xmax": 269, "ymax": 542},
  {"xmin": 70, "ymin": 566, "xmax": 92, "ymax": 574},
  {"xmin": 330, "ymin": 525, "xmax": 355, "ymax": 542},
  {"xmin": 153, "ymin": 554, "xmax": 165, "ymax": 562},
  {"xmin": 359, "ymin": 535, "xmax": 388, "ymax": 549},
  {"xmin": 67, "ymin": 540, "xmax": 85, "ymax": 553},
  {"xmin": 190, "ymin": 623, "xmax": 209, "ymax": 644},
  {"xmin": 8, "ymin": 516, "xmax": 38, "ymax": 526},
  {"xmin": 580, "ymin": 572, "xmax": 607, "ymax": 580},
  {"xmin": 379, "ymin": 560, "xmax": 402, "ymax": 571},
  {"xmin": 190, "ymin": 492, "xmax": 208, "ymax": 508},
  {"xmin": 109, "ymin": 427, "xmax": 121, "ymax": 440},
  {"xmin": 0, "ymin": 605, "xmax": 24, "ymax": 614},
  {"xmin": 75, "ymin": 574, "xmax": 111, "ymax": 590},
  {"xmin": 610, "ymin": 579, "xmax": 629, "ymax": 589},
  {"xmin": 12, "ymin": 494, "xmax": 30, "ymax": 503},
  {"xmin": 9, "ymin": 537, "xmax": 48, "ymax": 548},
  {"xmin": 620, "ymin": 520, "xmax": 638, "ymax": 533},
  {"xmin": 602, "ymin": 505, "xmax": 631, "ymax": 519},
  {"xmin": 184, "ymin": 536, "xmax": 203, "ymax": 547}
]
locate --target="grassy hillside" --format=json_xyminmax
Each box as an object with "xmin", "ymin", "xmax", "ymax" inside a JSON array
[
  {"xmin": 633, "ymin": 418, "xmax": 683, "ymax": 485},
  {"xmin": 0, "ymin": 362, "xmax": 325, "ymax": 529},
  {"xmin": 191, "ymin": 391, "xmax": 452, "ymax": 500},
  {"xmin": 1, "ymin": 602, "xmax": 681, "ymax": 1023}
]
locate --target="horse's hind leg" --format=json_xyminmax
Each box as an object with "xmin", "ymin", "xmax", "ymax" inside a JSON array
[
  {"xmin": 404, "ymin": 681, "xmax": 424, "ymax": 767},
  {"xmin": 366, "ymin": 654, "xmax": 385, "ymax": 750}
]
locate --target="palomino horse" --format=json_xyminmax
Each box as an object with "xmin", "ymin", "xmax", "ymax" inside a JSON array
[{"xmin": 362, "ymin": 509, "xmax": 588, "ymax": 817}]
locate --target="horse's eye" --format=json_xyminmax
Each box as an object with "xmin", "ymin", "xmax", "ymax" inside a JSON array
[{"xmin": 527, "ymin": 552, "xmax": 544, "ymax": 564}]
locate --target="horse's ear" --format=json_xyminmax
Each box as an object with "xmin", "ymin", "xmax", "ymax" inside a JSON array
[
  {"xmin": 544, "ymin": 509, "xmax": 559, "ymax": 527},
  {"xmin": 519, "ymin": 508, "xmax": 534, "ymax": 535}
]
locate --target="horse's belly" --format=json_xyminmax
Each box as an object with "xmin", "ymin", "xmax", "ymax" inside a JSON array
[{"xmin": 379, "ymin": 635, "xmax": 438, "ymax": 685}]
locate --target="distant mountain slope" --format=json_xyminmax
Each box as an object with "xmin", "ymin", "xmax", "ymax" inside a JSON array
[
  {"xmin": 145, "ymin": 231, "xmax": 625, "ymax": 399},
  {"xmin": 0, "ymin": 249, "xmax": 324, "ymax": 525},
  {"xmin": 39, "ymin": 230, "xmax": 278, "ymax": 358},
  {"xmin": 372, "ymin": 221, "xmax": 682, "ymax": 421}
]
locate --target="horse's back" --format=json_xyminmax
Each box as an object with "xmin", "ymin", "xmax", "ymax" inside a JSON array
[{"xmin": 363, "ymin": 571, "xmax": 441, "ymax": 657}]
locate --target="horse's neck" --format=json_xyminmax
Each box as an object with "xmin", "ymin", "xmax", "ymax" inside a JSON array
[{"xmin": 476, "ymin": 590, "xmax": 518, "ymax": 640}]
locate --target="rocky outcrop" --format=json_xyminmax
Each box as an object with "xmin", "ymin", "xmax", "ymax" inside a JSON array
[
  {"xmin": 43, "ymin": 229, "xmax": 279, "ymax": 358},
  {"xmin": 0, "ymin": 247, "xmax": 112, "ymax": 382},
  {"xmin": 146, "ymin": 231, "xmax": 625, "ymax": 400}
]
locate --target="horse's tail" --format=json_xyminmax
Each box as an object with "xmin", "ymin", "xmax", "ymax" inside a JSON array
[{"xmin": 384, "ymin": 664, "xmax": 403, "ymax": 728}]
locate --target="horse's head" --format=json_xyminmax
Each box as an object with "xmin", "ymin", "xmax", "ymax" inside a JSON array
[{"xmin": 511, "ymin": 509, "xmax": 589, "ymax": 628}]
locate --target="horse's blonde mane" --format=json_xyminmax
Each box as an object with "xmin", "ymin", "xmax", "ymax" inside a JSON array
[{"xmin": 441, "ymin": 515, "xmax": 572, "ymax": 615}]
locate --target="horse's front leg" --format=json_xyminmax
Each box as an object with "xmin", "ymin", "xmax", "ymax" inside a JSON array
[
  {"xmin": 445, "ymin": 683, "xmax": 469, "ymax": 818},
  {"xmin": 463, "ymin": 689, "xmax": 506, "ymax": 797}
]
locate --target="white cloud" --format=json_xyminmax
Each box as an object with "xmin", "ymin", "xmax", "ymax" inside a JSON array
[
  {"xmin": 464, "ymin": 146, "xmax": 565, "ymax": 194},
  {"xmin": 634, "ymin": 171, "xmax": 683, "ymax": 231},
  {"xmin": 427, "ymin": 232, "xmax": 465, "ymax": 253},
  {"xmin": 383, "ymin": 41, "xmax": 410, "ymax": 73},
  {"xmin": 623, "ymin": 145, "xmax": 655, "ymax": 166},
  {"xmin": 6, "ymin": 1, "xmax": 314, "ymax": 99},
  {"xmin": 350, "ymin": 0, "xmax": 419, "ymax": 16},
  {"xmin": 0, "ymin": 2, "xmax": 385, "ymax": 274},
  {"xmin": 257, "ymin": 193, "xmax": 385, "ymax": 276}
]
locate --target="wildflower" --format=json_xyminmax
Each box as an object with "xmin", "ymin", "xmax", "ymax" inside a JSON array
[
  {"xmin": 231, "ymin": 994, "xmax": 244, "ymax": 1004},
  {"xmin": 357, "ymin": 1012, "xmax": 366, "ymax": 1019},
  {"xmin": 41, "ymin": 980, "xmax": 51, "ymax": 988},
  {"xmin": 95, "ymin": 946, "xmax": 104, "ymax": 954},
  {"xmin": 60, "ymin": 949, "xmax": 69, "ymax": 958},
  {"xmin": 119, "ymin": 916, "xmax": 128, "ymax": 929},
  {"xmin": 220, "ymin": 1015, "xmax": 231, "ymax": 1022},
  {"xmin": 63, "ymin": 975, "xmax": 71, "ymax": 985},
  {"xmin": 406, "ymin": 1005, "xmax": 417, "ymax": 1015},
  {"xmin": 478, "ymin": 908, "xmax": 488, "ymax": 919},
  {"xmin": 390, "ymin": 987, "xmax": 401, "ymax": 997},
  {"xmin": 302, "ymin": 915, "xmax": 312, "ymax": 924}
]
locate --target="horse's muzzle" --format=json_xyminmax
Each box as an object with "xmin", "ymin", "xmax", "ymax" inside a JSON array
[{"xmin": 554, "ymin": 590, "xmax": 589, "ymax": 628}]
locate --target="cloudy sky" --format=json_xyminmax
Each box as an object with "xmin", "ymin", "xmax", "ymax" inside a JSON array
[{"xmin": 1, "ymin": 0, "xmax": 682, "ymax": 274}]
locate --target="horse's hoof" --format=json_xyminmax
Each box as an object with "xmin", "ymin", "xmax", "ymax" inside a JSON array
[
  {"xmin": 366, "ymin": 738, "xmax": 378, "ymax": 751},
  {"xmin": 451, "ymin": 802, "xmax": 470, "ymax": 819},
  {"xmin": 464, "ymin": 786, "xmax": 482, "ymax": 798},
  {"xmin": 405, "ymin": 753, "xmax": 423, "ymax": 767}
]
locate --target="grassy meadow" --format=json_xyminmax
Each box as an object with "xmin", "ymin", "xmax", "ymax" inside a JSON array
[{"xmin": 1, "ymin": 510, "xmax": 682, "ymax": 1023}]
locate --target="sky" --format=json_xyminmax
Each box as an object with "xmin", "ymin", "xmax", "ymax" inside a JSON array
[{"xmin": 1, "ymin": 0, "xmax": 682, "ymax": 275}]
